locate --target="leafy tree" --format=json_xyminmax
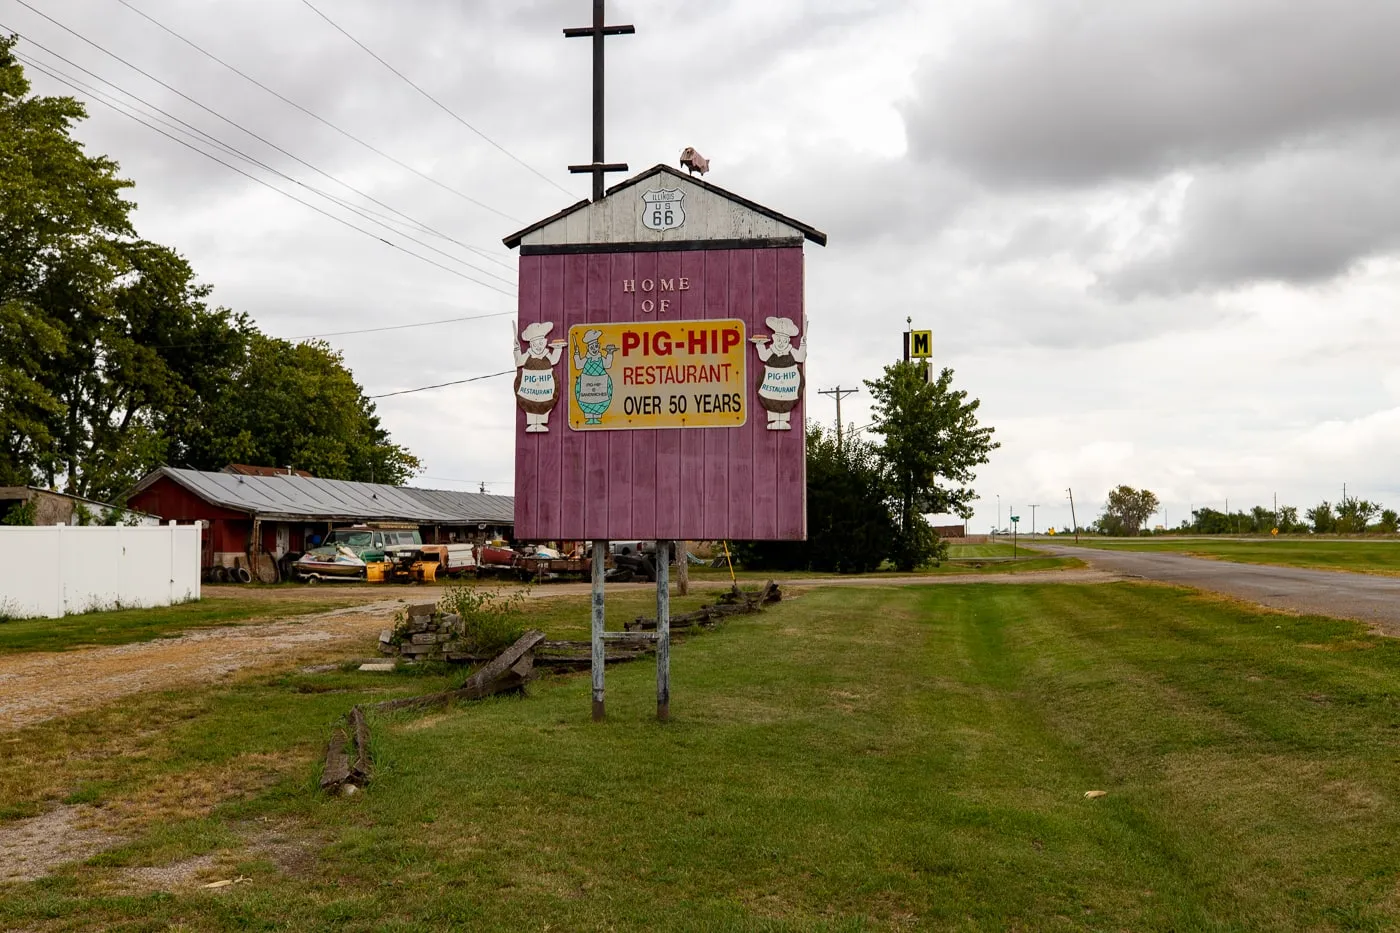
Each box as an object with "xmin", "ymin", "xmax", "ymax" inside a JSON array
[
  {"xmin": 734, "ymin": 425, "xmax": 898, "ymax": 574},
  {"xmin": 1277, "ymin": 505, "xmax": 1301, "ymax": 533},
  {"xmin": 1335, "ymin": 497, "xmax": 1380, "ymax": 534},
  {"xmin": 179, "ymin": 334, "xmax": 421, "ymax": 484},
  {"xmin": 0, "ymin": 35, "xmax": 132, "ymax": 488},
  {"xmin": 0, "ymin": 42, "xmax": 418, "ymax": 496},
  {"xmin": 864, "ymin": 363, "xmax": 996, "ymax": 571},
  {"xmin": 1189, "ymin": 507, "xmax": 1229, "ymax": 535},
  {"xmin": 1378, "ymin": 510, "xmax": 1399, "ymax": 534},
  {"xmin": 1098, "ymin": 486, "xmax": 1159, "ymax": 536},
  {"xmin": 37, "ymin": 241, "xmax": 249, "ymax": 500},
  {"xmin": 1305, "ymin": 501, "xmax": 1335, "ymax": 534}
]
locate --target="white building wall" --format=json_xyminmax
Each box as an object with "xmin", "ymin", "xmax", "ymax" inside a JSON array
[{"xmin": 0, "ymin": 523, "xmax": 202, "ymax": 618}]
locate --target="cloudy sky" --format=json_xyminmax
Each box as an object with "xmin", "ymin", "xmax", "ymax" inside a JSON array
[{"xmin": 9, "ymin": 0, "xmax": 1399, "ymax": 534}]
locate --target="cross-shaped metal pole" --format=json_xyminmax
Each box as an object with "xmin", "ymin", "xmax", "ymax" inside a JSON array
[{"xmin": 564, "ymin": 0, "xmax": 634, "ymax": 201}]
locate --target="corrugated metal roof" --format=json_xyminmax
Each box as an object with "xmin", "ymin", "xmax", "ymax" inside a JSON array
[
  {"xmin": 144, "ymin": 468, "xmax": 513, "ymax": 524},
  {"xmin": 400, "ymin": 487, "xmax": 514, "ymax": 524}
]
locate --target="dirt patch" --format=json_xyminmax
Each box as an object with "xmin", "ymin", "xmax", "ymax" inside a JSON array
[
  {"xmin": 242, "ymin": 820, "xmax": 322, "ymax": 878},
  {"xmin": 119, "ymin": 853, "xmax": 219, "ymax": 890},
  {"xmin": 0, "ymin": 602, "xmax": 399, "ymax": 732},
  {"xmin": 108, "ymin": 751, "xmax": 303, "ymax": 827},
  {"xmin": 0, "ymin": 805, "xmax": 122, "ymax": 882}
]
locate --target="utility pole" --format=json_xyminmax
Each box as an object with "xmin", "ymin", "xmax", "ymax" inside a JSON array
[
  {"xmin": 997, "ymin": 494, "xmax": 1001, "ymax": 536},
  {"xmin": 562, "ymin": 0, "xmax": 634, "ymax": 723},
  {"xmin": 818, "ymin": 386, "xmax": 859, "ymax": 449},
  {"xmin": 1066, "ymin": 488, "xmax": 1078, "ymax": 543},
  {"xmin": 565, "ymin": 1, "xmax": 634, "ymax": 201},
  {"xmin": 1028, "ymin": 504, "xmax": 1039, "ymax": 537}
]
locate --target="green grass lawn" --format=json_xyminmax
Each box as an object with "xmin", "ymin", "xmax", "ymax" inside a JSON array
[
  {"xmin": 691, "ymin": 545, "xmax": 1071, "ymax": 581},
  {"xmin": 1063, "ymin": 535, "xmax": 1400, "ymax": 576},
  {"xmin": 945, "ymin": 542, "xmax": 1037, "ymax": 558},
  {"xmin": 0, "ymin": 597, "xmax": 345, "ymax": 655},
  {"xmin": 5, "ymin": 582, "xmax": 1400, "ymax": 929}
]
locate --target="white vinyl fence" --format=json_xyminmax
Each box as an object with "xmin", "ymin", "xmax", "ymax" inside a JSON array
[{"xmin": 0, "ymin": 522, "xmax": 201, "ymax": 619}]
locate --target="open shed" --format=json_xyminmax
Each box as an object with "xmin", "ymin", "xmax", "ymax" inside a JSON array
[{"xmin": 129, "ymin": 467, "xmax": 514, "ymax": 577}]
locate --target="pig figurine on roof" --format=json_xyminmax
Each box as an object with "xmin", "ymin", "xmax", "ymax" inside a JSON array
[{"xmin": 679, "ymin": 147, "xmax": 710, "ymax": 176}]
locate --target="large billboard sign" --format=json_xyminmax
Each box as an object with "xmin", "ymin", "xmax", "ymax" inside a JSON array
[
  {"xmin": 566, "ymin": 318, "xmax": 748, "ymax": 431},
  {"xmin": 504, "ymin": 165, "xmax": 825, "ymax": 542}
]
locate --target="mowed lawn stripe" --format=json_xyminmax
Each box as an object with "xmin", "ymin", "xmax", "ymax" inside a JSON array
[
  {"xmin": 3, "ymin": 584, "xmax": 1400, "ymax": 930},
  {"xmin": 1000, "ymin": 583, "xmax": 1400, "ymax": 930}
]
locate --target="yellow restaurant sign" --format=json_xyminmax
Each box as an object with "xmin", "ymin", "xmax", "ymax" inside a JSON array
[{"xmin": 567, "ymin": 319, "xmax": 747, "ymax": 430}]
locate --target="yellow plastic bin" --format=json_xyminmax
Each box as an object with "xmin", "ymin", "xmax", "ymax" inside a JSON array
[{"xmin": 365, "ymin": 562, "xmax": 387, "ymax": 583}]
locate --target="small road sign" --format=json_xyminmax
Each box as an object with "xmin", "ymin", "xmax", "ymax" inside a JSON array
[{"xmin": 910, "ymin": 330, "xmax": 932, "ymax": 359}]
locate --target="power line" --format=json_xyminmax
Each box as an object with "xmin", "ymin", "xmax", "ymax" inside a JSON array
[
  {"xmin": 12, "ymin": 45, "xmax": 516, "ymax": 293},
  {"xmin": 14, "ymin": 42, "xmax": 446, "ymax": 248},
  {"xmin": 295, "ymin": 311, "xmax": 513, "ymax": 340},
  {"xmin": 112, "ymin": 0, "xmax": 524, "ymax": 244},
  {"xmin": 298, "ymin": 0, "xmax": 574, "ymax": 199},
  {"xmin": 133, "ymin": 309, "xmax": 516, "ymax": 352},
  {"xmin": 9, "ymin": 1, "xmax": 516, "ymax": 281},
  {"xmin": 369, "ymin": 370, "xmax": 513, "ymax": 400},
  {"xmin": 20, "ymin": 55, "xmax": 516, "ymax": 291}
]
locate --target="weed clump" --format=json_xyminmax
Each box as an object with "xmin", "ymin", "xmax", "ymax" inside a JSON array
[{"xmin": 435, "ymin": 584, "xmax": 529, "ymax": 655}]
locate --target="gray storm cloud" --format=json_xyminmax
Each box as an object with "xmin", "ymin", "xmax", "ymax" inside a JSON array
[{"xmin": 902, "ymin": 0, "xmax": 1400, "ymax": 186}]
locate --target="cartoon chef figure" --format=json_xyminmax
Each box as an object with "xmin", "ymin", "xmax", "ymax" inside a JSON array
[
  {"xmin": 513, "ymin": 321, "xmax": 565, "ymax": 432},
  {"xmin": 573, "ymin": 328, "xmax": 617, "ymax": 425},
  {"xmin": 752, "ymin": 315, "xmax": 808, "ymax": 430}
]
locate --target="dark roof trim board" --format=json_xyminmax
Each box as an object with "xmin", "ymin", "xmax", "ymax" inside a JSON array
[
  {"xmin": 500, "ymin": 197, "xmax": 591, "ymax": 248},
  {"xmin": 502, "ymin": 164, "xmax": 827, "ymax": 248},
  {"xmin": 520, "ymin": 236, "xmax": 805, "ymax": 256}
]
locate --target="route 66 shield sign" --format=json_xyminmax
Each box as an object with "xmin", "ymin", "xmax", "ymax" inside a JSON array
[{"xmin": 641, "ymin": 188, "xmax": 685, "ymax": 232}]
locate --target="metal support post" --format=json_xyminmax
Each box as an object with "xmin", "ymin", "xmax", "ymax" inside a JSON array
[
  {"xmin": 591, "ymin": 540, "xmax": 607, "ymax": 721},
  {"xmin": 655, "ymin": 539, "xmax": 671, "ymax": 722}
]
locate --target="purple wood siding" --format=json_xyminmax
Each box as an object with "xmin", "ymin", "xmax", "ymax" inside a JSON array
[{"xmin": 514, "ymin": 247, "xmax": 807, "ymax": 541}]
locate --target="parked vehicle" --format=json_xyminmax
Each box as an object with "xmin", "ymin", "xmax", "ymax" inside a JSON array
[
  {"xmin": 295, "ymin": 525, "xmax": 426, "ymax": 583},
  {"xmin": 293, "ymin": 545, "xmax": 368, "ymax": 582},
  {"xmin": 418, "ymin": 543, "xmax": 478, "ymax": 576}
]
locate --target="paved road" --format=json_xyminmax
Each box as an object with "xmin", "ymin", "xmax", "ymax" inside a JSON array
[{"xmin": 1038, "ymin": 544, "xmax": 1400, "ymax": 634}]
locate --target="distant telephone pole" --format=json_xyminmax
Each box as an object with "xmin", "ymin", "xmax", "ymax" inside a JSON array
[
  {"xmin": 818, "ymin": 386, "xmax": 859, "ymax": 449},
  {"xmin": 1028, "ymin": 504, "xmax": 1039, "ymax": 537},
  {"xmin": 1066, "ymin": 488, "xmax": 1078, "ymax": 542}
]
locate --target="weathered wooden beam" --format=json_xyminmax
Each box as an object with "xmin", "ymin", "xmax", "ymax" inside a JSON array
[
  {"xmin": 349, "ymin": 706, "xmax": 371, "ymax": 783},
  {"xmin": 370, "ymin": 630, "xmax": 545, "ymax": 714},
  {"xmin": 320, "ymin": 726, "xmax": 351, "ymax": 790},
  {"xmin": 461, "ymin": 630, "xmax": 545, "ymax": 691}
]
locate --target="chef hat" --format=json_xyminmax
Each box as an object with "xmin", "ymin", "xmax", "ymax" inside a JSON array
[
  {"xmin": 521, "ymin": 321, "xmax": 553, "ymax": 341},
  {"xmin": 583, "ymin": 329, "xmax": 603, "ymax": 343},
  {"xmin": 765, "ymin": 316, "xmax": 799, "ymax": 337}
]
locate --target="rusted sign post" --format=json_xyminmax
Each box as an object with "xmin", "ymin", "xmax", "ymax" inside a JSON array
[{"xmin": 504, "ymin": 3, "xmax": 825, "ymax": 722}]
